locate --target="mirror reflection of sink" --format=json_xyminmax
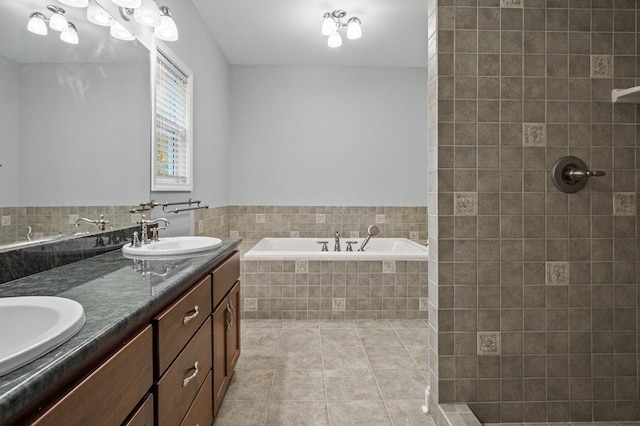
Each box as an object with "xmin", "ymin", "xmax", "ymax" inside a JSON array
[
  {"xmin": 121, "ymin": 236, "xmax": 223, "ymax": 258},
  {"xmin": 0, "ymin": 297, "xmax": 86, "ymax": 377}
]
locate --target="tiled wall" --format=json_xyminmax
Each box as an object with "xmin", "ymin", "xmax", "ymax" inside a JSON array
[
  {"xmin": 429, "ymin": 0, "xmax": 639, "ymax": 423},
  {"xmin": 0, "ymin": 206, "xmax": 137, "ymax": 244},
  {"xmin": 241, "ymin": 259, "xmax": 429, "ymax": 320},
  {"xmin": 194, "ymin": 205, "xmax": 230, "ymax": 238}
]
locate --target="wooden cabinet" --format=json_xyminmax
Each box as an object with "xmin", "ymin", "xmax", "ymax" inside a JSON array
[
  {"xmin": 211, "ymin": 252, "xmax": 241, "ymax": 418},
  {"xmin": 123, "ymin": 394, "xmax": 154, "ymax": 426}
]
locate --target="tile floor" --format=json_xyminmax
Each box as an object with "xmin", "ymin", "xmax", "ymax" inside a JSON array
[{"xmin": 214, "ymin": 319, "xmax": 434, "ymax": 426}]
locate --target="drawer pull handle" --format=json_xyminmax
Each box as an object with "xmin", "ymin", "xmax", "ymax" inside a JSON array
[
  {"xmin": 182, "ymin": 305, "xmax": 199, "ymax": 325},
  {"xmin": 225, "ymin": 304, "xmax": 233, "ymax": 330},
  {"xmin": 182, "ymin": 361, "xmax": 199, "ymax": 387}
]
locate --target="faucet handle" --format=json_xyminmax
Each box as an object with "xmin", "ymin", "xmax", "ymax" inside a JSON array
[
  {"xmin": 345, "ymin": 241, "xmax": 358, "ymax": 251},
  {"xmin": 317, "ymin": 241, "xmax": 329, "ymax": 252}
]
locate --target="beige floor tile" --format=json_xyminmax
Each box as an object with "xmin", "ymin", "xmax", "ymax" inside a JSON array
[
  {"xmin": 395, "ymin": 328, "xmax": 429, "ymax": 346},
  {"xmin": 276, "ymin": 345, "xmax": 323, "ymax": 369},
  {"xmin": 224, "ymin": 369, "xmax": 274, "ymax": 401},
  {"xmin": 324, "ymin": 369, "xmax": 382, "ymax": 400},
  {"xmin": 354, "ymin": 319, "xmax": 393, "ymax": 328},
  {"xmin": 214, "ymin": 399, "xmax": 268, "ymax": 425},
  {"xmin": 280, "ymin": 328, "xmax": 322, "ymax": 347},
  {"xmin": 322, "ymin": 345, "xmax": 371, "ymax": 370},
  {"xmin": 385, "ymin": 400, "xmax": 434, "ymax": 426},
  {"xmin": 358, "ymin": 328, "xmax": 404, "ymax": 346},
  {"xmin": 266, "ymin": 401, "xmax": 329, "ymax": 425},
  {"xmin": 243, "ymin": 327, "xmax": 282, "ymax": 348},
  {"xmin": 327, "ymin": 400, "xmax": 393, "ymax": 426},
  {"xmin": 365, "ymin": 345, "xmax": 417, "ymax": 369},
  {"xmin": 271, "ymin": 368, "xmax": 326, "ymax": 401},
  {"xmin": 236, "ymin": 346, "xmax": 278, "ymax": 370},
  {"xmin": 373, "ymin": 368, "xmax": 429, "ymax": 400},
  {"xmin": 320, "ymin": 328, "xmax": 362, "ymax": 347}
]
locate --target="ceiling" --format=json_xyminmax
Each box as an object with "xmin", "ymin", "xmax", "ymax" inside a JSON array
[{"xmin": 191, "ymin": 0, "xmax": 428, "ymax": 68}]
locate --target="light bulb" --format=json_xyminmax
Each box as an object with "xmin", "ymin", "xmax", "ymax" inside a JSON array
[
  {"xmin": 134, "ymin": 0, "xmax": 161, "ymax": 27},
  {"xmin": 154, "ymin": 8, "xmax": 178, "ymax": 41},
  {"xmin": 48, "ymin": 8, "xmax": 68, "ymax": 32},
  {"xmin": 110, "ymin": 22, "xmax": 135, "ymax": 40},
  {"xmin": 328, "ymin": 31, "xmax": 342, "ymax": 48},
  {"xmin": 346, "ymin": 18, "xmax": 361, "ymax": 40},
  {"xmin": 58, "ymin": 0, "xmax": 89, "ymax": 7},
  {"xmin": 321, "ymin": 15, "xmax": 336, "ymax": 36},
  {"xmin": 111, "ymin": 0, "xmax": 142, "ymax": 8},
  {"xmin": 87, "ymin": 3, "xmax": 115, "ymax": 26},
  {"xmin": 27, "ymin": 13, "xmax": 48, "ymax": 35},
  {"xmin": 60, "ymin": 22, "xmax": 79, "ymax": 44}
]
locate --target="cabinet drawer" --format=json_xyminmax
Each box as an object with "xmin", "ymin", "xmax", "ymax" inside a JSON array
[
  {"xmin": 180, "ymin": 370, "xmax": 213, "ymax": 426},
  {"xmin": 123, "ymin": 393, "xmax": 154, "ymax": 426},
  {"xmin": 33, "ymin": 326, "xmax": 153, "ymax": 426},
  {"xmin": 213, "ymin": 251, "xmax": 240, "ymax": 308},
  {"xmin": 155, "ymin": 274, "xmax": 212, "ymax": 376},
  {"xmin": 156, "ymin": 317, "xmax": 213, "ymax": 426}
]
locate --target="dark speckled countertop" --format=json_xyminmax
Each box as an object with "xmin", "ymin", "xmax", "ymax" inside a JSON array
[{"xmin": 0, "ymin": 237, "xmax": 241, "ymax": 424}]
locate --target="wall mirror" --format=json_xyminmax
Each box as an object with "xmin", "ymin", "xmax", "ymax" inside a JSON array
[{"xmin": 0, "ymin": 0, "xmax": 151, "ymax": 246}]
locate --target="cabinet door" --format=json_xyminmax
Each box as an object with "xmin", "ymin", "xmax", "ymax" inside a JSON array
[
  {"xmin": 227, "ymin": 281, "xmax": 241, "ymax": 374},
  {"xmin": 212, "ymin": 299, "xmax": 230, "ymax": 418}
]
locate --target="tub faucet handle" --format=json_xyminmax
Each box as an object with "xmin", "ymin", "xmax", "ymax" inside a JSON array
[
  {"xmin": 345, "ymin": 241, "xmax": 358, "ymax": 251},
  {"xmin": 317, "ymin": 241, "xmax": 329, "ymax": 252},
  {"xmin": 334, "ymin": 231, "xmax": 341, "ymax": 251}
]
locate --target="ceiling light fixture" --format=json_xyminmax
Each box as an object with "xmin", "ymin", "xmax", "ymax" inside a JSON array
[
  {"xmin": 321, "ymin": 9, "xmax": 362, "ymax": 48},
  {"xmin": 47, "ymin": 5, "xmax": 68, "ymax": 32},
  {"xmin": 27, "ymin": 12, "xmax": 49, "ymax": 35}
]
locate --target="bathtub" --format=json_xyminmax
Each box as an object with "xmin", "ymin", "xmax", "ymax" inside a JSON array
[{"xmin": 243, "ymin": 237, "xmax": 429, "ymax": 261}]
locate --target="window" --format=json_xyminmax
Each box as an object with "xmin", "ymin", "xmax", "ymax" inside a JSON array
[{"xmin": 152, "ymin": 44, "xmax": 193, "ymax": 191}]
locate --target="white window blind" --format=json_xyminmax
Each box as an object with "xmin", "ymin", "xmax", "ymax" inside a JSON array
[{"xmin": 152, "ymin": 47, "xmax": 193, "ymax": 191}]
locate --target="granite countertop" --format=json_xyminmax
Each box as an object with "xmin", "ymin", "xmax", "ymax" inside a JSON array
[{"xmin": 0, "ymin": 237, "xmax": 241, "ymax": 424}]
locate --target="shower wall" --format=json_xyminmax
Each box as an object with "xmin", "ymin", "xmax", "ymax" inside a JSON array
[{"xmin": 427, "ymin": 0, "xmax": 639, "ymax": 422}]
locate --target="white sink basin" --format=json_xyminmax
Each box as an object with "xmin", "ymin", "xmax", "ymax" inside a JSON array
[
  {"xmin": 0, "ymin": 296, "xmax": 86, "ymax": 377},
  {"xmin": 122, "ymin": 236, "xmax": 223, "ymax": 257}
]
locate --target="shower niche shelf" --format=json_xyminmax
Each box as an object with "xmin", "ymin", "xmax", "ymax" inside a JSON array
[{"xmin": 612, "ymin": 86, "xmax": 640, "ymax": 103}]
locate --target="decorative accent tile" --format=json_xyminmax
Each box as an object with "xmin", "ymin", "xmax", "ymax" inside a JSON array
[
  {"xmin": 591, "ymin": 55, "xmax": 613, "ymax": 79},
  {"xmin": 295, "ymin": 260, "xmax": 308, "ymax": 274},
  {"xmin": 419, "ymin": 298, "xmax": 429, "ymax": 311},
  {"xmin": 478, "ymin": 332, "xmax": 500, "ymax": 355},
  {"xmin": 454, "ymin": 192, "xmax": 478, "ymax": 216},
  {"xmin": 350, "ymin": 231, "xmax": 360, "ymax": 238},
  {"xmin": 316, "ymin": 214, "xmax": 325, "ymax": 224},
  {"xmin": 255, "ymin": 214, "xmax": 265, "ymax": 223},
  {"xmin": 546, "ymin": 262, "xmax": 569, "ymax": 285},
  {"xmin": 332, "ymin": 298, "xmax": 346, "ymax": 311},
  {"xmin": 230, "ymin": 230, "xmax": 240, "ymax": 238},
  {"xmin": 523, "ymin": 123, "xmax": 546, "ymax": 147},
  {"xmin": 1, "ymin": 216, "xmax": 11, "ymax": 226},
  {"xmin": 410, "ymin": 231, "xmax": 420, "ymax": 241},
  {"xmin": 383, "ymin": 260, "xmax": 396, "ymax": 274},
  {"xmin": 500, "ymin": 0, "xmax": 522, "ymax": 7},
  {"xmin": 290, "ymin": 231, "xmax": 300, "ymax": 238},
  {"xmin": 613, "ymin": 193, "xmax": 636, "ymax": 216},
  {"xmin": 376, "ymin": 214, "xmax": 386, "ymax": 224},
  {"xmin": 244, "ymin": 298, "xmax": 258, "ymax": 311}
]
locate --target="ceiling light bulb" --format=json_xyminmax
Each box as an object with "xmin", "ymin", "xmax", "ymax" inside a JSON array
[
  {"xmin": 60, "ymin": 22, "xmax": 79, "ymax": 44},
  {"xmin": 87, "ymin": 3, "xmax": 115, "ymax": 26},
  {"xmin": 110, "ymin": 22, "xmax": 135, "ymax": 40},
  {"xmin": 321, "ymin": 14, "xmax": 336, "ymax": 36},
  {"xmin": 327, "ymin": 31, "xmax": 342, "ymax": 48},
  {"xmin": 27, "ymin": 13, "xmax": 48, "ymax": 35},
  {"xmin": 154, "ymin": 7, "xmax": 178, "ymax": 41},
  {"xmin": 58, "ymin": 0, "xmax": 89, "ymax": 8},
  {"xmin": 133, "ymin": 0, "xmax": 161, "ymax": 27},
  {"xmin": 111, "ymin": 0, "xmax": 142, "ymax": 8},
  {"xmin": 48, "ymin": 6, "xmax": 68, "ymax": 32},
  {"xmin": 346, "ymin": 18, "xmax": 361, "ymax": 40}
]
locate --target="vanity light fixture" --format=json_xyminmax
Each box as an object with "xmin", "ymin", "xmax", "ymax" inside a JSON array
[
  {"xmin": 87, "ymin": 2, "xmax": 115, "ymax": 26},
  {"xmin": 47, "ymin": 5, "xmax": 68, "ymax": 32},
  {"xmin": 321, "ymin": 9, "xmax": 362, "ymax": 48},
  {"xmin": 27, "ymin": 12, "xmax": 49, "ymax": 35},
  {"xmin": 154, "ymin": 6, "xmax": 178, "ymax": 41},
  {"xmin": 110, "ymin": 21, "xmax": 135, "ymax": 40},
  {"xmin": 111, "ymin": 0, "xmax": 142, "ymax": 9},
  {"xmin": 58, "ymin": 0, "xmax": 89, "ymax": 8},
  {"xmin": 60, "ymin": 22, "xmax": 79, "ymax": 44},
  {"xmin": 132, "ymin": 0, "xmax": 161, "ymax": 27}
]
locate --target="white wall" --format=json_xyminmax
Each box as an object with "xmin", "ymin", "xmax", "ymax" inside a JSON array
[
  {"xmin": 229, "ymin": 66, "xmax": 428, "ymax": 206},
  {"xmin": 0, "ymin": 55, "xmax": 21, "ymax": 206}
]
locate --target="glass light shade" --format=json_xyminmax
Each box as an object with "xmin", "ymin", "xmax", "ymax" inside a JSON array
[
  {"xmin": 111, "ymin": 0, "xmax": 142, "ymax": 8},
  {"xmin": 133, "ymin": 0, "xmax": 161, "ymax": 27},
  {"xmin": 58, "ymin": 0, "xmax": 89, "ymax": 7},
  {"xmin": 27, "ymin": 14, "xmax": 48, "ymax": 35},
  {"xmin": 346, "ymin": 19, "xmax": 361, "ymax": 40},
  {"xmin": 87, "ymin": 3, "xmax": 115, "ymax": 26},
  {"xmin": 60, "ymin": 24, "xmax": 79, "ymax": 44},
  {"xmin": 155, "ymin": 15, "xmax": 178, "ymax": 41},
  {"xmin": 327, "ymin": 31, "xmax": 342, "ymax": 48},
  {"xmin": 49, "ymin": 12, "xmax": 68, "ymax": 32},
  {"xmin": 110, "ymin": 22, "xmax": 135, "ymax": 40},
  {"xmin": 321, "ymin": 17, "xmax": 336, "ymax": 36}
]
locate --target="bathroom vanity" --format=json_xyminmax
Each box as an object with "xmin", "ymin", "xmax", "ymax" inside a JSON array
[{"xmin": 0, "ymin": 238, "xmax": 241, "ymax": 425}]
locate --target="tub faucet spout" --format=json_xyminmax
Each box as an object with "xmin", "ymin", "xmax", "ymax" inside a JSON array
[{"xmin": 334, "ymin": 231, "xmax": 341, "ymax": 251}]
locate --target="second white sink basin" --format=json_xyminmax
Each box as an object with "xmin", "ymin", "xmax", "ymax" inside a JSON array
[
  {"xmin": 122, "ymin": 236, "xmax": 223, "ymax": 257},
  {"xmin": 0, "ymin": 296, "xmax": 86, "ymax": 377}
]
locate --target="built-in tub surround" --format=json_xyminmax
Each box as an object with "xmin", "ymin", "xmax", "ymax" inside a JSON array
[
  {"xmin": 240, "ymin": 239, "xmax": 429, "ymax": 320},
  {"xmin": 0, "ymin": 205, "xmax": 140, "ymax": 245}
]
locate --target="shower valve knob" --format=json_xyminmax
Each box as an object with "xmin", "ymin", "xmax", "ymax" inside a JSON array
[{"xmin": 552, "ymin": 156, "xmax": 606, "ymax": 193}]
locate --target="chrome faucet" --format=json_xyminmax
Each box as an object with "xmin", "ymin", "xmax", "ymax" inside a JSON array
[
  {"xmin": 334, "ymin": 231, "xmax": 341, "ymax": 251},
  {"xmin": 137, "ymin": 216, "xmax": 170, "ymax": 244},
  {"xmin": 75, "ymin": 215, "xmax": 109, "ymax": 231}
]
